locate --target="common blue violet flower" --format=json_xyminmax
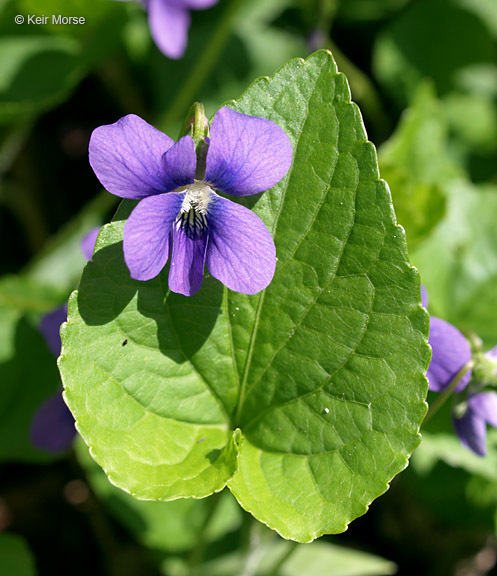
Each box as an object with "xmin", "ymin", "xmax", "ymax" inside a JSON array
[
  {"xmin": 31, "ymin": 227, "xmax": 99, "ymax": 453},
  {"xmin": 423, "ymin": 287, "xmax": 497, "ymax": 456},
  {"xmin": 89, "ymin": 107, "xmax": 292, "ymax": 296},
  {"xmin": 116, "ymin": 0, "xmax": 219, "ymax": 59},
  {"xmin": 453, "ymin": 387, "xmax": 497, "ymax": 457}
]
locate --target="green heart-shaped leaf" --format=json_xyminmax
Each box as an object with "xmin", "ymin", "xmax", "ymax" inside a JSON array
[{"xmin": 60, "ymin": 50, "xmax": 429, "ymax": 542}]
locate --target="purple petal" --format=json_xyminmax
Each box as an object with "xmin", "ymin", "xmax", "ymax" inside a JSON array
[
  {"xmin": 148, "ymin": 0, "xmax": 190, "ymax": 59},
  {"xmin": 161, "ymin": 135, "xmax": 196, "ymax": 189},
  {"xmin": 468, "ymin": 392, "xmax": 497, "ymax": 428},
  {"xmin": 80, "ymin": 227, "xmax": 100, "ymax": 261},
  {"xmin": 427, "ymin": 317, "xmax": 472, "ymax": 393},
  {"xmin": 39, "ymin": 304, "xmax": 68, "ymax": 357},
  {"xmin": 30, "ymin": 393, "xmax": 76, "ymax": 453},
  {"xmin": 167, "ymin": 0, "xmax": 218, "ymax": 8},
  {"xmin": 205, "ymin": 194, "xmax": 276, "ymax": 294},
  {"xmin": 123, "ymin": 192, "xmax": 184, "ymax": 281},
  {"xmin": 168, "ymin": 223, "xmax": 208, "ymax": 296},
  {"xmin": 89, "ymin": 114, "xmax": 174, "ymax": 199},
  {"xmin": 453, "ymin": 408, "xmax": 487, "ymax": 457},
  {"xmin": 421, "ymin": 285, "xmax": 428, "ymax": 308},
  {"xmin": 205, "ymin": 107, "xmax": 292, "ymax": 197}
]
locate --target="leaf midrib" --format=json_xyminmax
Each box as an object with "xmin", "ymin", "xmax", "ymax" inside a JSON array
[{"xmin": 231, "ymin": 58, "xmax": 332, "ymax": 426}]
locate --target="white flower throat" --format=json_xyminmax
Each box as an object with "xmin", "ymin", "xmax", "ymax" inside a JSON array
[{"xmin": 175, "ymin": 181, "xmax": 213, "ymax": 239}]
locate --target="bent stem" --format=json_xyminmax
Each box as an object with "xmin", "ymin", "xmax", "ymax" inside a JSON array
[{"xmin": 423, "ymin": 359, "xmax": 476, "ymax": 425}]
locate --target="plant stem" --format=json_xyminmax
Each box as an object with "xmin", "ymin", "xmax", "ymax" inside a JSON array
[
  {"xmin": 239, "ymin": 512, "xmax": 263, "ymax": 576},
  {"xmin": 96, "ymin": 56, "xmax": 149, "ymax": 120},
  {"xmin": 423, "ymin": 359, "xmax": 475, "ymax": 425},
  {"xmin": 159, "ymin": 0, "xmax": 244, "ymax": 133},
  {"xmin": 267, "ymin": 540, "xmax": 298, "ymax": 576},
  {"xmin": 187, "ymin": 491, "xmax": 223, "ymax": 575}
]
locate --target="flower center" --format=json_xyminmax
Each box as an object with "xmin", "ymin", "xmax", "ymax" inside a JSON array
[{"xmin": 175, "ymin": 182, "xmax": 212, "ymax": 239}]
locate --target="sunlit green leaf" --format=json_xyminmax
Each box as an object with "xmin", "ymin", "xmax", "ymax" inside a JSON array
[{"xmin": 60, "ymin": 50, "xmax": 429, "ymax": 542}]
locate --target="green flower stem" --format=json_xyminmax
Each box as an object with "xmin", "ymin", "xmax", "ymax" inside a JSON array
[
  {"xmin": 96, "ymin": 56, "xmax": 149, "ymax": 120},
  {"xmin": 8, "ymin": 144, "xmax": 50, "ymax": 253},
  {"xmin": 423, "ymin": 359, "xmax": 476, "ymax": 425},
  {"xmin": 187, "ymin": 491, "xmax": 223, "ymax": 574},
  {"xmin": 267, "ymin": 541, "xmax": 298, "ymax": 576},
  {"xmin": 159, "ymin": 0, "xmax": 244, "ymax": 133},
  {"xmin": 239, "ymin": 512, "xmax": 265, "ymax": 576},
  {"xmin": 0, "ymin": 122, "xmax": 47, "ymax": 254}
]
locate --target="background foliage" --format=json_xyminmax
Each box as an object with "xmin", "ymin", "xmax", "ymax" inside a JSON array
[{"xmin": 1, "ymin": 0, "xmax": 497, "ymax": 574}]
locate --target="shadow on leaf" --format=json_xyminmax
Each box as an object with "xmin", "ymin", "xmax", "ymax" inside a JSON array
[{"xmin": 78, "ymin": 239, "xmax": 224, "ymax": 362}]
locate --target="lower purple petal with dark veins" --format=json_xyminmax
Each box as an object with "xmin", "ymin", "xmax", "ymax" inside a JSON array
[
  {"xmin": 453, "ymin": 407, "xmax": 487, "ymax": 457},
  {"xmin": 468, "ymin": 392, "xmax": 497, "ymax": 428},
  {"xmin": 168, "ymin": 222, "xmax": 208, "ymax": 296},
  {"xmin": 124, "ymin": 192, "xmax": 184, "ymax": 281},
  {"xmin": 427, "ymin": 316, "xmax": 472, "ymax": 393},
  {"xmin": 39, "ymin": 304, "xmax": 68, "ymax": 357},
  {"xmin": 205, "ymin": 194, "xmax": 276, "ymax": 294},
  {"xmin": 148, "ymin": 0, "xmax": 190, "ymax": 59},
  {"xmin": 30, "ymin": 393, "xmax": 76, "ymax": 453}
]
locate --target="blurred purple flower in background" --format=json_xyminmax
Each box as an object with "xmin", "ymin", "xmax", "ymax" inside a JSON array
[
  {"xmin": 117, "ymin": 0, "xmax": 219, "ymax": 59},
  {"xmin": 89, "ymin": 106, "xmax": 292, "ymax": 296},
  {"xmin": 30, "ymin": 393, "xmax": 77, "ymax": 454},
  {"xmin": 38, "ymin": 304, "xmax": 68, "ymax": 358},
  {"xmin": 453, "ymin": 389, "xmax": 497, "ymax": 456},
  {"xmin": 423, "ymin": 286, "xmax": 497, "ymax": 456},
  {"xmin": 426, "ymin": 316, "xmax": 473, "ymax": 394},
  {"xmin": 80, "ymin": 226, "xmax": 100, "ymax": 261},
  {"xmin": 30, "ymin": 227, "xmax": 100, "ymax": 453}
]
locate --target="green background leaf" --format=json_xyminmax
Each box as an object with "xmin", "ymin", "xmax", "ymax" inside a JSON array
[
  {"xmin": 0, "ymin": 303, "xmax": 61, "ymax": 463},
  {"xmin": 413, "ymin": 430, "xmax": 497, "ymax": 481},
  {"xmin": 22, "ymin": 191, "xmax": 116, "ymax": 293},
  {"xmin": 182, "ymin": 539, "xmax": 397, "ymax": 576},
  {"xmin": 0, "ymin": 533, "xmax": 36, "ymax": 576},
  {"xmin": 373, "ymin": 0, "xmax": 497, "ymax": 106},
  {"xmin": 378, "ymin": 82, "xmax": 456, "ymax": 246},
  {"xmin": 0, "ymin": 0, "xmax": 126, "ymax": 124},
  {"xmin": 412, "ymin": 181, "xmax": 497, "ymax": 347},
  {"xmin": 60, "ymin": 50, "xmax": 429, "ymax": 542}
]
